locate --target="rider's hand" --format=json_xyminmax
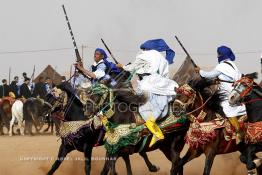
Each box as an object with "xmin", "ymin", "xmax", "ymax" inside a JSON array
[
  {"xmin": 74, "ymin": 62, "xmax": 83, "ymax": 71},
  {"xmin": 116, "ymin": 63, "xmax": 123, "ymax": 69},
  {"xmin": 195, "ymin": 66, "xmax": 201, "ymax": 74}
]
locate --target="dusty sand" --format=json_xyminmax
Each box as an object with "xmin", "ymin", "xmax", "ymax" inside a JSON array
[{"xmin": 0, "ymin": 134, "xmax": 247, "ymax": 175}]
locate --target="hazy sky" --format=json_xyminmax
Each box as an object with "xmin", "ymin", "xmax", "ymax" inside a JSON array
[{"xmin": 0, "ymin": 0, "xmax": 261, "ymax": 82}]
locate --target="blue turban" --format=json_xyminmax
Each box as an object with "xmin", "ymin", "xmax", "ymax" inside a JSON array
[
  {"xmin": 140, "ymin": 39, "xmax": 175, "ymax": 64},
  {"xmin": 217, "ymin": 46, "xmax": 235, "ymax": 63},
  {"xmin": 95, "ymin": 48, "xmax": 108, "ymax": 59},
  {"xmin": 95, "ymin": 48, "xmax": 121, "ymax": 74}
]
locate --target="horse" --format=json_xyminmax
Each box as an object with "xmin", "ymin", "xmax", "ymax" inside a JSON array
[
  {"xmin": 9, "ymin": 98, "xmax": 52, "ymax": 136},
  {"xmin": 81, "ymin": 78, "xmax": 189, "ymax": 175},
  {"xmin": 0, "ymin": 97, "xmax": 15, "ymax": 134},
  {"xmin": 9, "ymin": 99, "xmax": 24, "ymax": 136},
  {"xmin": 46, "ymin": 82, "xmax": 159, "ymax": 175},
  {"xmin": 171, "ymin": 76, "xmax": 262, "ymax": 175},
  {"xmin": 228, "ymin": 72, "xmax": 262, "ymax": 174}
]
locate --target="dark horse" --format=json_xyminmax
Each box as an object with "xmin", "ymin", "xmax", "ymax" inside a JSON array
[
  {"xmin": 82, "ymin": 79, "xmax": 189, "ymax": 175},
  {"xmin": 23, "ymin": 98, "xmax": 52, "ymax": 135},
  {"xmin": 172, "ymin": 76, "xmax": 262, "ymax": 175},
  {"xmin": 46, "ymin": 82, "xmax": 159, "ymax": 175},
  {"xmin": 229, "ymin": 73, "xmax": 262, "ymax": 174}
]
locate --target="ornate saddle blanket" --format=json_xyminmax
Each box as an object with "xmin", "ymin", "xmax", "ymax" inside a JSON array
[
  {"xmin": 104, "ymin": 114, "xmax": 187, "ymax": 154},
  {"xmin": 186, "ymin": 115, "xmax": 246, "ymax": 149},
  {"xmin": 59, "ymin": 119, "xmax": 95, "ymax": 145},
  {"xmin": 245, "ymin": 121, "xmax": 262, "ymax": 144}
]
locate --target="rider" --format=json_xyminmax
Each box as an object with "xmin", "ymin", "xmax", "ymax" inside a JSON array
[
  {"xmin": 117, "ymin": 39, "xmax": 179, "ymax": 147},
  {"xmin": 74, "ymin": 48, "xmax": 120, "ymax": 85},
  {"xmin": 195, "ymin": 45, "xmax": 247, "ymax": 144}
]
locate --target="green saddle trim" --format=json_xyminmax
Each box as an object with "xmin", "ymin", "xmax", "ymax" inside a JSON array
[
  {"xmin": 104, "ymin": 115, "xmax": 188, "ymax": 154},
  {"xmin": 104, "ymin": 123, "xmax": 144, "ymax": 154}
]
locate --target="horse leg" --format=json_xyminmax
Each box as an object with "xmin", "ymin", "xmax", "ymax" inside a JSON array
[
  {"xmin": 139, "ymin": 152, "xmax": 159, "ymax": 172},
  {"xmin": 9, "ymin": 115, "xmax": 15, "ymax": 136},
  {"xmin": 203, "ymin": 146, "xmax": 217, "ymax": 175},
  {"xmin": 47, "ymin": 144, "xmax": 72, "ymax": 175},
  {"xmin": 170, "ymin": 134, "xmax": 186, "ymax": 175},
  {"xmin": 27, "ymin": 122, "xmax": 34, "ymax": 136},
  {"xmin": 109, "ymin": 155, "xmax": 118, "ymax": 175},
  {"xmin": 256, "ymin": 164, "xmax": 262, "ymax": 175},
  {"xmin": 43, "ymin": 122, "xmax": 50, "ymax": 133},
  {"xmin": 246, "ymin": 147, "xmax": 257, "ymax": 171},
  {"xmin": 172, "ymin": 148, "xmax": 202, "ymax": 175},
  {"xmin": 122, "ymin": 154, "xmax": 132, "ymax": 175},
  {"xmin": 50, "ymin": 119, "xmax": 54, "ymax": 134},
  {"xmin": 101, "ymin": 152, "xmax": 112, "ymax": 175},
  {"xmin": 18, "ymin": 119, "xmax": 25, "ymax": 136},
  {"xmin": 83, "ymin": 144, "xmax": 93, "ymax": 175}
]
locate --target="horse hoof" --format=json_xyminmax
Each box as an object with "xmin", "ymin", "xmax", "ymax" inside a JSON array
[
  {"xmin": 149, "ymin": 165, "xmax": 160, "ymax": 172},
  {"xmin": 247, "ymin": 162, "xmax": 257, "ymax": 171},
  {"xmin": 240, "ymin": 155, "xmax": 247, "ymax": 163}
]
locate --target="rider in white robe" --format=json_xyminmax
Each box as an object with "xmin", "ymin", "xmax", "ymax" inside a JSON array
[
  {"xmin": 196, "ymin": 46, "xmax": 246, "ymax": 144},
  {"xmin": 118, "ymin": 39, "xmax": 178, "ymax": 147}
]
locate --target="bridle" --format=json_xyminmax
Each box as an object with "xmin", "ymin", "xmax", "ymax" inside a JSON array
[
  {"xmin": 174, "ymin": 84, "xmax": 198, "ymax": 115},
  {"xmin": 233, "ymin": 77, "xmax": 254, "ymax": 98},
  {"xmin": 174, "ymin": 83, "xmax": 213, "ymax": 122},
  {"xmin": 84, "ymin": 83, "xmax": 115, "ymax": 119},
  {"xmin": 232, "ymin": 76, "xmax": 262, "ymax": 104}
]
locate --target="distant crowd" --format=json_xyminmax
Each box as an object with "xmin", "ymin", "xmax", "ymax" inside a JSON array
[{"xmin": 0, "ymin": 72, "xmax": 59, "ymax": 100}]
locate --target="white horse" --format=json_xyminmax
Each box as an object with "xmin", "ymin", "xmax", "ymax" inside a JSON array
[{"xmin": 9, "ymin": 100, "xmax": 24, "ymax": 136}]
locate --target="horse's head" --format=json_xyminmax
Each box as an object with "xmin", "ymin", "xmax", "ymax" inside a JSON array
[
  {"xmin": 174, "ymin": 76, "xmax": 223, "ymax": 122},
  {"xmin": 229, "ymin": 72, "xmax": 258, "ymax": 105},
  {"xmin": 173, "ymin": 84, "xmax": 197, "ymax": 116},
  {"xmin": 83, "ymin": 83, "xmax": 111, "ymax": 117},
  {"xmin": 45, "ymin": 87, "xmax": 67, "ymax": 113}
]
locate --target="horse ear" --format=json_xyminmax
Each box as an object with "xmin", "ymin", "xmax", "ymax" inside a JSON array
[{"xmin": 245, "ymin": 72, "xmax": 258, "ymax": 79}]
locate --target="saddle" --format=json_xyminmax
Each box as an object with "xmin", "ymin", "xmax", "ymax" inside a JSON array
[{"xmin": 185, "ymin": 114, "xmax": 247, "ymax": 148}]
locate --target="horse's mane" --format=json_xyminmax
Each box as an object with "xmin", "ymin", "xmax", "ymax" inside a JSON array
[{"xmin": 189, "ymin": 77, "xmax": 225, "ymax": 115}]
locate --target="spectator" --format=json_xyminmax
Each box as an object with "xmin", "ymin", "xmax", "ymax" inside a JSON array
[
  {"xmin": 9, "ymin": 76, "xmax": 19, "ymax": 98},
  {"xmin": 0, "ymin": 79, "xmax": 11, "ymax": 98},
  {"xmin": 32, "ymin": 76, "xmax": 47, "ymax": 99},
  {"xmin": 20, "ymin": 78, "xmax": 31, "ymax": 99}
]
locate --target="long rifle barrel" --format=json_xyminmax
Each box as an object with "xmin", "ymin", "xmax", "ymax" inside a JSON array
[
  {"xmin": 175, "ymin": 36, "xmax": 197, "ymax": 67},
  {"xmin": 62, "ymin": 5, "xmax": 81, "ymax": 62},
  {"xmin": 101, "ymin": 38, "xmax": 119, "ymax": 64}
]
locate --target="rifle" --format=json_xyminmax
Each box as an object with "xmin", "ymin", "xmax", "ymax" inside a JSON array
[
  {"xmin": 175, "ymin": 36, "xmax": 197, "ymax": 67},
  {"xmin": 101, "ymin": 38, "xmax": 119, "ymax": 64},
  {"xmin": 51, "ymin": 66, "xmax": 57, "ymax": 88},
  {"xmin": 8, "ymin": 67, "xmax": 11, "ymax": 85},
  {"xmin": 30, "ymin": 65, "xmax": 36, "ymax": 80},
  {"xmin": 62, "ymin": 5, "xmax": 82, "ymax": 63},
  {"xmin": 30, "ymin": 65, "xmax": 35, "ymax": 93}
]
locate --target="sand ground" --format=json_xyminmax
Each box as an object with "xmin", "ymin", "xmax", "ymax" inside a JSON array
[{"xmin": 0, "ymin": 132, "xmax": 248, "ymax": 175}]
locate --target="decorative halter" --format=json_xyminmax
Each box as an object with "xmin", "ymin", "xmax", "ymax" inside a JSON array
[
  {"xmin": 233, "ymin": 76, "xmax": 254, "ymax": 98},
  {"xmin": 175, "ymin": 84, "xmax": 197, "ymax": 107},
  {"xmin": 87, "ymin": 83, "xmax": 115, "ymax": 119}
]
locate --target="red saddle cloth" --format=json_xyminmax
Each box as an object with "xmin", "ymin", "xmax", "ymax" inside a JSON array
[
  {"xmin": 0, "ymin": 97, "xmax": 15, "ymax": 114},
  {"xmin": 185, "ymin": 118, "xmax": 245, "ymax": 149},
  {"xmin": 245, "ymin": 121, "xmax": 262, "ymax": 144}
]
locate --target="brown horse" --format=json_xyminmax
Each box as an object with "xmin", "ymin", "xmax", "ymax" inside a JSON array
[
  {"xmin": 82, "ymin": 81, "xmax": 189, "ymax": 175},
  {"xmin": 0, "ymin": 97, "xmax": 15, "ymax": 134},
  {"xmin": 172, "ymin": 77, "xmax": 261, "ymax": 175}
]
